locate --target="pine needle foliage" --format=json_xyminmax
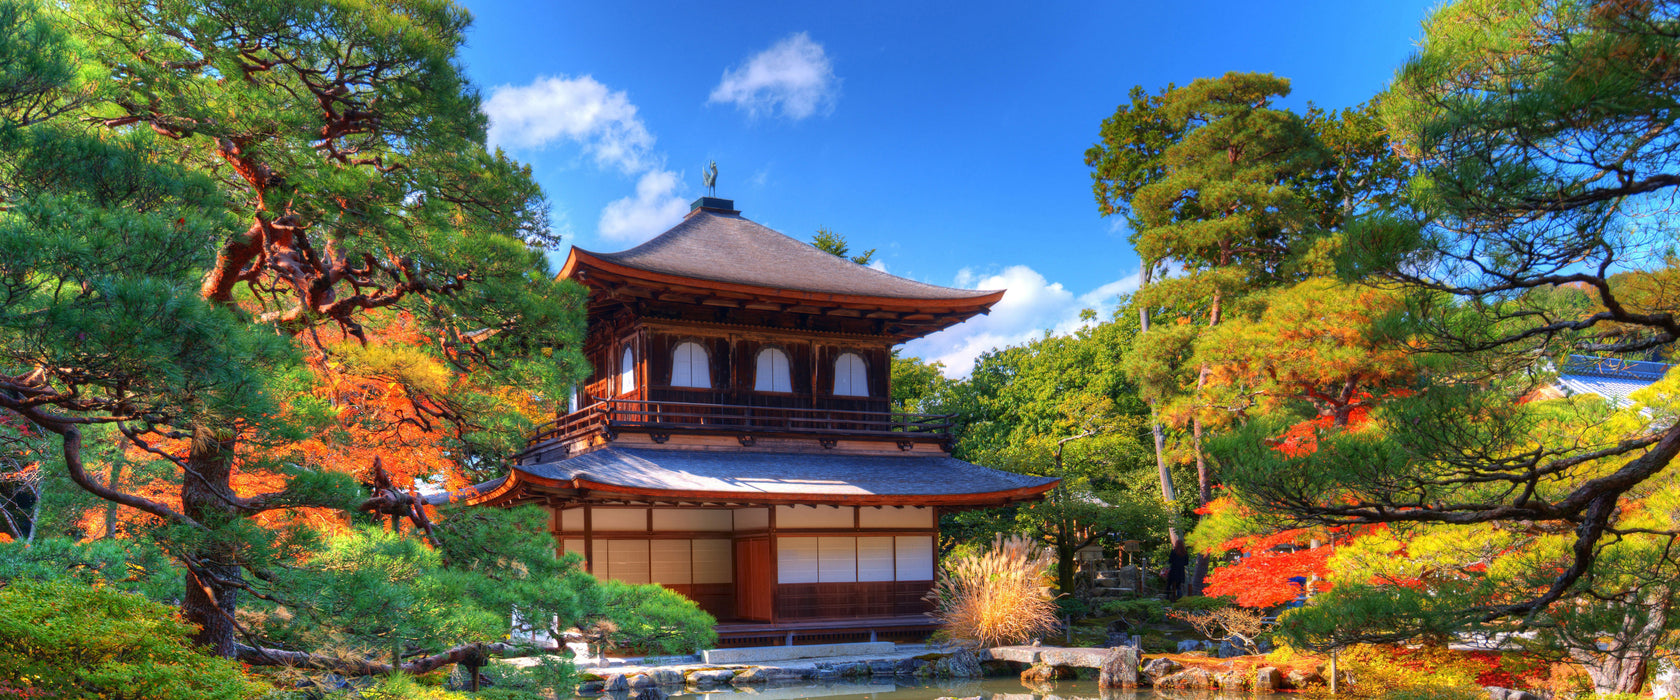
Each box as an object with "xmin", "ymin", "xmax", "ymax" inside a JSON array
[{"xmin": 925, "ymin": 533, "xmax": 1058, "ymax": 647}]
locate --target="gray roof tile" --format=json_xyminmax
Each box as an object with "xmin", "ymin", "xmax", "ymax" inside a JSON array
[
  {"xmin": 519, "ymin": 446, "xmax": 1056, "ymax": 498},
  {"xmin": 585, "ymin": 209, "xmax": 998, "ymax": 301}
]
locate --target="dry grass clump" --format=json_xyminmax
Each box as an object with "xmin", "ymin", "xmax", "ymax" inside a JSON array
[{"xmin": 925, "ymin": 533, "xmax": 1058, "ymax": 647}]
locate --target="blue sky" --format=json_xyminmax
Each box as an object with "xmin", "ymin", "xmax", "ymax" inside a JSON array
[{"xmin": 456, "ymin": 0, "xmax": 1438, "ymax": 374}]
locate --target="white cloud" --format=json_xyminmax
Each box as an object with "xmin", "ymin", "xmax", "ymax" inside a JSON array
[
  {"xmin": 902, "ymin": 266, "xmax": 1144, "ymax": 377},
  {"xmin": 709, "ymin": 32, "xmax": 838, "ymax": 120},
  {"xmin": 483, "ymin": 75, "xmax": 654, "ymax": 173},
  {"xmin": 599, "ymin": 169, "xmax": 689, "ymax": 244},
  {"xmin": 484, "ymin": 74, "xmax": 695, "ymax": 246}
]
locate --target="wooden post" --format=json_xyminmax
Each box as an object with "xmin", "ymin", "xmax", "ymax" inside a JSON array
[
  {"xmin": 583, "ymin": 502, "xmax": 595, "ymax": 575},
  {"xmin": 767, "ymin": 505, "xmax": 778, "ymax": 623},
  {"xmin": 1329, "ymin": 649, "xmax": 1339, "ymax": 694}
]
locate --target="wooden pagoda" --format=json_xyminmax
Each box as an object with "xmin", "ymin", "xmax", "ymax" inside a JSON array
[{"xmin": 449, "ymin": 197, "xmax": 1058, "ymax": 645}]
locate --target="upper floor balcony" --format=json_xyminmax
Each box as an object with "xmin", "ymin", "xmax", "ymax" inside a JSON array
[{"xmin": 517, "ymin": 396, "xmax": 955, "ymax": 465}]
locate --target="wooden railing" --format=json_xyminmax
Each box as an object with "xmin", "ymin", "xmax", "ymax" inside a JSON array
[{"xmin": 521, "ymin": 397, "xmax": 953, "ymax": 457}]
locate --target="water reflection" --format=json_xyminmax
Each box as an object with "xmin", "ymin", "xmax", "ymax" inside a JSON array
[{"xmin": 594, "ymin": 678, "xmax": 1209, "ymax": 700}]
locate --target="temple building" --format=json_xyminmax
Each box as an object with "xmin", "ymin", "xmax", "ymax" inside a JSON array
[{"xmin": 456, "ymin": 196, "xmax": 1059, "ymax": 645}]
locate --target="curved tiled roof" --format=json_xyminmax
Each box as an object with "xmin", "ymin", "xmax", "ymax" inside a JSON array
[
  {"xmin": 580, "ymin": 208, "xmax": 998, "ymax": 301},
  {"xmin": 428, "ymin": 447, "xmax": 1059, "ymax": 506}
]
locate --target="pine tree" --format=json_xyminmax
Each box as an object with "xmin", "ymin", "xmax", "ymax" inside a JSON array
[{"xmin": 0, "ymin": 0, "xmax": 589, "ymax": 659}]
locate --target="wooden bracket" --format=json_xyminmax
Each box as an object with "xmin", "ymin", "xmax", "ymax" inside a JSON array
[
  {"xmin": 737, "ymin": 435, "xmax": 756, "ymax": 447},
  {"xmin": 650, "ymin": 432, "xmax": 670, "ymax": 444},
  {"xmin": 897, "ymin": 440, "xmax": 914, "ymax": 452},
  {"xmin": 819, "ymin": 438, "xmax": 838, "ymax": 450}
]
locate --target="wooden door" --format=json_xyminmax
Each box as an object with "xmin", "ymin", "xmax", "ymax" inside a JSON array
[{"xmin": 733, "ymin": 537, "xmax": 772, "ymax": 621}]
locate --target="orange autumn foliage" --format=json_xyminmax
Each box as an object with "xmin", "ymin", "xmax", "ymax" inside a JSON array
[
  {"xmin": 1204, "ymin": 545, "xmax": 1334, "ymax": 607},
  {"xmin": 1200, "ymin": 389, "xmax": 1406, "ymax": 608},
  {"xmin": 77, "ymin": 311, "xmax": 537, "ymax": 539}
]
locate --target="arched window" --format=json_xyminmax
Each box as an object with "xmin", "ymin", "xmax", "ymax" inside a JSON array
[
  {"xmin": 671, "ymin": 342, "xmax": 711, "ymax": 388},
  {"xmin": 619, "ymin": 346, "xmax": 636, "ymax": 394},
  {"xmin": 833, "ymin": 353, "xmax": 869, "ymax": 396},
  {"xmin": 754, "ymin": 348, "xmax": 792, "ymax": 392}
]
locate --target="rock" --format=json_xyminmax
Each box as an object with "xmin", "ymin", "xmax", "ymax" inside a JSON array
[
  {"xmin": 628, "ymin": 674, "xmax": 656, "ymax": 689},
  {"xmin": 1021, "ymin": 663, "xmax": 1058, "ymax": 685},
  {"xmin": 603, "ymin": 674, "xmax": 630, "ymax": 692},
  {"xmin": 1041, "ymin": 648, "xmax": 1108, "ymax": 667},
  {"xmin": 1140, "ymin": 657, "xmax": 1182, "ymax": 684},
  {"xmin": 686, "ymin": 669, "xmax": 737, "ymax": 687},
  {"xmin": 1287, "ymin": 668, "xmax": 1324, "ymax": 689},
  {"xmin": 946, "ymin": 648, "xmax": 983, "ymax": 679},
  {"xmin": 1215, "ymin": 668, "xmax": 1248, "ymax": 691},
  {"xmin": 1099, "ymin": 646, "xmax": 1140, "ymax": 689},
  {"xmin": 647, "ymin": 668, "xmax": 684, "ymax": 687},
  {"xmin": 730, "ymin": 667, "xmax": 771, "ymax": 685},
  {"xmin": 981, "ymin": 660, "xmax": 1016, "ymax": 677},
  {"xmin": 1176, "ymin": 639, "xmax": 1202, "ymax": 653},
  {"xmin": 1486, "ymin": 688, "xmax": 1541, "ymax": 700},
  {"xmin": 576, "ymin": 680, "xmax": 607, "ymax": 694},
  {"xmin": 1217, "ymin": 638, "xmax": 1261, "ymax": 658},
  {"xmin": 869, "ymin": 659, "xmax": 897, "ymax": 675},
  {"xmin": 1021, "ymin": 663, "xmax": 1077, "ymax": 684},
  {"xmin": 840, "ymin": 661, "xmax": 872, "ymax": 677},
  {"xmin": 1255, "ymin": 667, "xmax": 1282, "ymax": 692},
  {"xmin": 896, "ymin": 658, "xmax": 924, "ymax": 676},
  {"xmin": 1156, "ymin": 667, "xmax": 1215, "ymax": 690},
  {"xmin": 632, "ymin": 687, "xmax": 666, "ymax": 700}
]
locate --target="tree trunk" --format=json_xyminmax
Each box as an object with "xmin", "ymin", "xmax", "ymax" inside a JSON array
[
  {"xmin": 181, "ymin": 423, "xmax": 243, "ymax": 657},
  {"xmin": 1151, "ymin": 413, "xmax": 1180, "ymax": 546},
  {"xmin": 1584, "ymin": 654, "xmax": 1648, "ymax": 695},
  {"xmin": 1572, "ymin": 596, "xmax": 1668, "ymax": 695},
  {"xmin": 1137, "ymin": 260, "xmax": 1183, "ymax": 548},
  {"xmin": 104, "ymin": 459, "xmax": 122, "ymax": 538},
  {"xmin": 1189, "ymin": 417, "xmax": 1212, "ymax": 594},
  {"xmin": 1056, "ymin": 540, "xmax": 1076, "ymax": 597}
]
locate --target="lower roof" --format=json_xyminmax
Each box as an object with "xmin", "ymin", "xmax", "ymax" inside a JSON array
[{"xmin": 437, "ymin": 446, "xmax": 1059, "ymax": 507}]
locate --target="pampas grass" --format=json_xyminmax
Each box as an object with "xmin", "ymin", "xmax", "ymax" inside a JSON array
[{"xmin": 925, "ymin": 533, "xmax": 1058, "ymax": 647}]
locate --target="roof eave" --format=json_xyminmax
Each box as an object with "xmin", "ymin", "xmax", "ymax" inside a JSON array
[{"xmin": 486, "ymin": 465, "xmax": 1058, "ymax": 508}]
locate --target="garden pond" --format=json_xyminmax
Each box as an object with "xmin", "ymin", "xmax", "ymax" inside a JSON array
[{"xmin": 579, "ymin": 679, "xmax": 1185, "ymax": 700}]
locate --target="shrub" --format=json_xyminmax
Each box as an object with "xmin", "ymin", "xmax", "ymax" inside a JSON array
[
  {"xmin": 577, "ymin": 579, "xmax": 718, "ymax": 657},
  {"xmin": 0, "ymin": 578, "xmax": 262, "ymax": 700},
  {"xmin": 1169, "ymin": 595, "xmax": 1237, "ymax": 612},
  {"xmin": 1101, "ymin": 598, "xmax": 1166, "ymax": 623},
  {"xmin": 926, "ymin": 533, "xmax": 1058, "ymax": 647},
  {"xmin": 1169, "ymin": 606, "xmax": 1269, "ymax": 650},
  {"xmin": 1290, "ymin": 644, "xmax": 1511, "ymax": 700}
]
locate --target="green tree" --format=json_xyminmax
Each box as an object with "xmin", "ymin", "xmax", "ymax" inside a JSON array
[
  {"xmin": 1087, "ymin": 83, "xmax": 1189, "ymax": 550},
  {"xmin": 811, "ymin": 228, "xmax": 876, "ymax": 265},
  {"xmin": 242, "ymin": 506, "xmax": 714, "ymax": 681},
  {"xmin": 1213, "ymin": 0, "xmax": 1680, "ymax": 691},
  {"xmin": 939, "ymin": 314, "xmax": 1172, "ymax": 594},
  {"xmin": 888, "ymin": 351, "xmax": 950, "ymax": 414},
  {"xmin": 0, "ymin": 0, "xmax": 586, "ymax": 661}
]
